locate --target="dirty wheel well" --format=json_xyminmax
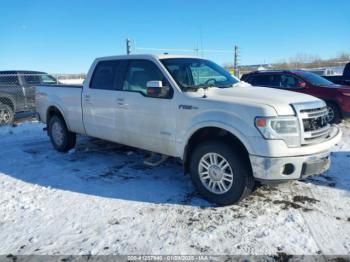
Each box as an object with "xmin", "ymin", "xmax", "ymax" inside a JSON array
[
  {"xmin": 46, "ymin": 107, "xmax": 65, "ymax": 129},
  {"xmin": 325, "ymin": 100, "xmax": 341, "ymax": 117},
  {"xmin": 183, "ymin": 127, "xmax": 251, "ymax": 174}
]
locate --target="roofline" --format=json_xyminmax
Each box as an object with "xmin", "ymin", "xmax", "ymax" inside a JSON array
[
  {"xmin": 0, "ymin": 70, "xmax": 47, "ymax": 74},
  {"xmin": 245, "ymin": 69, "xmax": 310, "ymax": 74},
  {"xmin": 95, "ymin": 54, "xmax": 201, "ymax": 61}
]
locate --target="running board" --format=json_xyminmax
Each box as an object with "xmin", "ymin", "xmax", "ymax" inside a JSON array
[{"xmin": 143, "ymin": 152, "xmax": 168, "ymax": 167}]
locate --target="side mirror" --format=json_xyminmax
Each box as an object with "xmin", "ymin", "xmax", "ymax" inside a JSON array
[
  {"xmin": 146, "ymin": 81, "xmax": 169, "ymax": 98},
  {"xmin": 147, "ymin": 80, "xmax": 163, "ymax": 88},
  {"xmin": 297, "ymin": 82, "xmax": 307, "ymax": 88}
]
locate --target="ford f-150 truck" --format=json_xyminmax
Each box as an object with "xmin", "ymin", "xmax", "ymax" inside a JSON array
[{"xmin": 36, "ymin": 55, "xmax": 342, "ymax": 205}]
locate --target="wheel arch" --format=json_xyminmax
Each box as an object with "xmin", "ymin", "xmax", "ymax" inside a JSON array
[
  {"xmin": 46, "ymin": 105, "xmax": 70, "ymax": 131},
  {"xmin": 183, "ymin": 125, "xmax": 252, "ymax": 175},
  {"xmin": 0, "ymin": 96, "xmax": 15, "ymax": 112},
  {"xmin": 324, "ymin": 99, "xmax": 343, "ymax": 121}
]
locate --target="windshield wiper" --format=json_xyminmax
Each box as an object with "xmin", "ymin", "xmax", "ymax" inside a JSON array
[{"xmin": 183, "ymin": 84, "xmax": 215, "ymax": 92}]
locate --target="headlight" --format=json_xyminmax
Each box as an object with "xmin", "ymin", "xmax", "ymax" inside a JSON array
[{"xmin": 255, "ymin": 116, "xmax": 301, "ymax": 147}]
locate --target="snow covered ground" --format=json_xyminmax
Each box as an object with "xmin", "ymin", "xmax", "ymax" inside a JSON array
[
  {"xmin": 58, "ymin": 78, "xmax": 84, "ymax": 85},
  {"xmin": 0, "ymin": 121, "xmax": 349, "ymax": 256}
]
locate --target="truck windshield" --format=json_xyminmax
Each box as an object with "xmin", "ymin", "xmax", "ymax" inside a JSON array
[
  {"xmin": 23, "ymin": 74, "xmax": 58, "ymax": 85},
  {"xmin": 161, "ymin": 58, "xmax": 238, "ymax": 91},
  {"xmin": 296, "ymin": 71, "xmax": 334, "ymax": 86}
]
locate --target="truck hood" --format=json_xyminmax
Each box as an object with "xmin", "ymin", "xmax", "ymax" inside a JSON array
[{"xmin": 195, "ymin": 85, "xmax": 322, "ymax": 116}]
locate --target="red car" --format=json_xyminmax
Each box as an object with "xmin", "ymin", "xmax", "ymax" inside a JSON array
[{"xmin": 241, "ymin": 70, "xmax": 350, "ymax": 123}]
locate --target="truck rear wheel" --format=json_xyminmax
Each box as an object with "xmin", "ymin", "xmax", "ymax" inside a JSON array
[
  {"xmin": 48, "ymin": 115, "xmax": 76, "ymax": 152},
  {"xmin": 0, "ymin": 103, "xmax": 14, "ymax": 125},
  {"xmin": 190, "ymin": 140, "xmax": 254, "ymax": 206}
]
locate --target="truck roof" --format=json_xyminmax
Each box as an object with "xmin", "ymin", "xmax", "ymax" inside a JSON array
[
  {"xmin": 95, "ymin": 54, "xmax": 199, "ymax": 61},
  {"xmin": 0, "ymin": 70, "xmax": 46, "ymax": 75},
  {"xmin": 245, "ymin": 69, "xmax": 309, "ymax": 74}
]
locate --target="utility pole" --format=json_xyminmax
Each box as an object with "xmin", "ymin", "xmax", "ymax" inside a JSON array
[
  {"xmin": 126, "ymin": 38, "xmax": 132, "ymax": 55},
  {"xmin": 234, "ymin": 45, "xmax": 239, "ymax": 77}
]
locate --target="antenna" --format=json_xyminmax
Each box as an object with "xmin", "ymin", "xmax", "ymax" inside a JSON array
[
  {"xmin": 234, "ymin": 45, "xmax": 240, "ymax": 77},
  {"xmin": 126, "ymin": 38, "xmax": 132, "ymax": 55}
]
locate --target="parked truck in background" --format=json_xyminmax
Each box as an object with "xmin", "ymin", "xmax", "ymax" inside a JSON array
[
  {"xmin": 36, "ymin": 55, "xmax": 342, "ymax": 205},
  {"xmin": 0, "ymin": 71, "xmax": 57, "ymax": 124},
  {"xmin": 324, "ymin": 62, "xmax": 350, "ymax": 86}
]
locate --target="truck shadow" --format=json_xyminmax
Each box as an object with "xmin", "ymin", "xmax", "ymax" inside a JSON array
[{"xmin": 0, "ymin": 133, "xmax": 349, "ymax": 207}]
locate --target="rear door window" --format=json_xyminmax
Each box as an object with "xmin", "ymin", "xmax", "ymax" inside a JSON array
[
  {"xmin": 0, "ymin": 74, "xmax": 20, "ymax": 86},
  {"xmin": 90, "ymin": 60, "xmax": 121, "ymax": 90},
  {"xmin": 250, "ymin": 74, "xmax": 280, "ymax": 87},
  {"xmin": 24, "ymin": 75, "xmax": 42, "ymax": 85}
]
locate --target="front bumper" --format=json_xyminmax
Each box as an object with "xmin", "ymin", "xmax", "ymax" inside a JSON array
[
  {"xmin": 249, "ymin": 126, "xmax": 341, "ymax": 181},
  {"xmin": 250, "ymin": 151, "xmax": 331, "ymax": 181}
]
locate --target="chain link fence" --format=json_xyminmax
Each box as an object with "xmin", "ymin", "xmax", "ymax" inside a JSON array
[{"xmin": 0, "ymin": 72, "xmax": 85, "ymax": 126}]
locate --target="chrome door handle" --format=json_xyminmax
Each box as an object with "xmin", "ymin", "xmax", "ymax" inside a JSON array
[
  {"xmin": 84, "ymin": 95, "xmax": 91, "ymax": 102},
  {"xmin": 116, "ymin": 98, "xmax": 125, "ymax": 106}
]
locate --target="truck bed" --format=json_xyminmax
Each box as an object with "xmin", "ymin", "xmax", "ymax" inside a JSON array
[{"xmin": 36, "ymin": 84, "xmax": 85, "ymax": 135}]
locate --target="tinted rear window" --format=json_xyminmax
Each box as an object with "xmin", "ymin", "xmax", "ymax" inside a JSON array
[
  {"xmin": 0, "ymin": 74, "xmax": 19, "ymax": 86},
  {"xmin": 249, "ymin": 74, "xmax": 280, "ymax": 86},
  {"xmin": 24, "ymin": 75, "xmax": 42, "ymax": 85},
  {"xmin": 90, "ymin": 60, "xmax": 121, "ymax": 90}
]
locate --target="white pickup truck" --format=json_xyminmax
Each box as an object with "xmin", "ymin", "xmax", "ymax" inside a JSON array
[{"xmin": 36, "ymin": 54, "xmax": 342, "ymax": 205}]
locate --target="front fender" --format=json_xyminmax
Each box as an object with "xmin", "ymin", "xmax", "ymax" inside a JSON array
[{"xmin": 178, "ymin": 111, "xmax": 256, "ymax": 158}]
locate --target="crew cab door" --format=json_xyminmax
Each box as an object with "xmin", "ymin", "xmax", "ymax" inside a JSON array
[
  {"xmin": 115, "ymin": 59, "xmax": 177, "ymax": 156},
  {"xmin": 82, "ymin": 60, "xmax": 124, "ymax": 142}
]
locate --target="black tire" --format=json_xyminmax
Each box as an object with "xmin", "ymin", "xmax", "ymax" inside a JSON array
[
  {"xmin": 190, "ymin": 140, "xmax": 254, "ymax": 206},
  {"xmin": 0, "ymin": 103, "xmax": 14, "ymax": 125},
  {"xmin": 48, "ymin": 115, "xmax": 76, "ymax": 152},
  {"xmin": 326, "ymin": 103, "xmax": 341, "ymax": 124}
]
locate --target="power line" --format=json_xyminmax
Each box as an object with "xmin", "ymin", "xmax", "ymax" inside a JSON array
[{"xmin": 135, "ymin": 47, "xmax": 233, "ymax": 53}]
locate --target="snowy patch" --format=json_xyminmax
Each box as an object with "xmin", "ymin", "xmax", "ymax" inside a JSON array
[{"xmin": 0, "ymin": 121, "xmax": 349, "ymax": 255}]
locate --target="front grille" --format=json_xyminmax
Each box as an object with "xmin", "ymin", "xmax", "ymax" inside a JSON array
[
  {"xmin": 293, "ymin": 102, "xmax": 331, "ymax": 145},
  {"xmin": 302, "ymin": 111, "xmax": 329, "ymax": 132}
]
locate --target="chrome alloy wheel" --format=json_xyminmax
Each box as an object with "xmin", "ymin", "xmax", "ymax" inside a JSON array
[
  {"xmin": 51, "ymin": 121, "xmax": 64, "ymax": 146},
  {"xmin": 198, "ymin": 152, "xmax": 234, "ymax": 195},
  {"xmin": 0, "ymin": 108, "xmax": 11, "ymax": 124}
]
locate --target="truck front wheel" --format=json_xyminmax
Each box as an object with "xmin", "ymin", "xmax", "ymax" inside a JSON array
[
  {"xmin": 48, "ymin": 115, "xmax": 76, "ymax": 152},
  {"xmin": 190, "ymin": 141, "xmax": 254, "ymax": 206}
]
